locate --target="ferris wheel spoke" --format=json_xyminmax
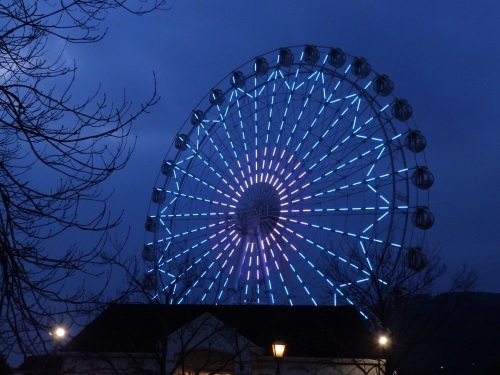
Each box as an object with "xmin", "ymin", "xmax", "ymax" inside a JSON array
[
  {"xmin": 286, "ymin": 71, "xmax": 355, "ymax": 159},
  {"xmin": 260, "ymin": 238, "xmax": 294, "ymax": 305},
  {"xmin": 159, "ymin": 229, "xmax": 234, "ymax": 283},
  {"xmin": 261, "ymin": 71, "xmax": 281, "ymax": 162},
  {"xmin": 284, "ymin": 176, "xmax": 376, "ymax": 208},
  {"xmin": 160, "ymin": 189, "xmax": 236, "ymax": 211},
  {"xmin": 158, "ymin": 237, "xmax": 211, "ymax": 270},
  {"xmin": 251, "ymin": 74, "xmax": 291, "ymax": 180},
  {"xmin": 287, "ymin": 147, "xmax": 406, "ymax": 207},
  {"xmin": 277, "ymin": 231, "xmax": 343, "ymax": 306},
  {"xmin": 285, "ymin": 197, "xmax": 397, "ymax": 239},
  {"xmin": 270, "ymin": 67, "xmax": 305, "ymax": 155},
  {"xmin": 195, "ymin": 117, "xmax": 247, "ymax": 179},
  {"xmin": 169, "ymin": 250, "xmax": 213, "ymax": 304},
  {"xmin": 197, "ymin": 121, "xmax": 244, "ymax": 188},
  {"xmin": 171, "ymin": 164, "xmax": 238, "ymax": 205},
  {"xmin": 185, "ymin": 237, "xmax": 240, "ymax": 303},
  {"xmin": 229, "ymin": 89, "xmax": 254, "ymax": 179},
  {"xmin": 278, "ymin": 82, "xmax": 318, "ymax": 160},
  {"xmin": 161, "ymin": 211, "xmax": 234, "ymax": 222},
  {"xmin": 277, "ymin": 223, "xmax": 375, "ymax": 304},
  {"xmin": 281, "ymin": 206, "xmax": 389, "ymax": 217},
  {"xmin": 288, "ymin": 139, "xmax": 381, "ymax": 197},
  {"xmin": 286, "ymin": 96, "xmax": 373, "ymax": 186},
  {"xmin": 225, "ymin": 235, "xmax": 278, "ymax": 304},
  {"xmin": 207, "ymin": 103, "xmax": 256, "ymax": 188},
  {"xmin": 278, "ymin": 214, "xmax": 389, "ymax": 248},
  {"xmin": 249, "ymin": 104, "xmax": 274, "ymax": 184},
  {"xmin": 182, "ymin": 142, "xmax": 246, "ymax": 194},
  {"xmin": 158, "ymin": 224, "xmax": 220, "ymax": 252}
]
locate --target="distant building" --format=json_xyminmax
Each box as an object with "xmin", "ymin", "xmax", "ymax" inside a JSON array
[{"xmin": 16, "ymin": 304, "xmax": 382, "ymax": 375}]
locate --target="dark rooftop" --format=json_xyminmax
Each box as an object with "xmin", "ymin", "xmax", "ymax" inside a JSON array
[
  {"xmin": 15, "ymin": 354, "xmax": 63, "ymax": 374},
  {"xmin": 63, "ymin": 304, "xmax": 378, "ymax": 359}
]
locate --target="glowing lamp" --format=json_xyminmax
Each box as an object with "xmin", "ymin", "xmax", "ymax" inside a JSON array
[
  {"xmin": 272, "ymin": 341, "xmax": 286, "ymax": 358},
  {"xmin": 378, "ymin": 335, "xmax": 389, "ymax": 346},
  {"xmin": 55, "ymin": 327, "xmax": 66, "ymax": 338}
]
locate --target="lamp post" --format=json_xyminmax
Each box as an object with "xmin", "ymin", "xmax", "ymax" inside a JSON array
[
  {"xmin": 50, "ymin": 326, "xmax": 66, "ymax": 353},
  {"xmin": 272, "ymin": 340, "xmax": 286, "ymax": 375},
  {"xmin": 50, "ymin": 326, "xmax": 67, "ymax": 375},
  {"xmin": 377, "ymin": 334, "xmax": 389, "ymax": 375}
]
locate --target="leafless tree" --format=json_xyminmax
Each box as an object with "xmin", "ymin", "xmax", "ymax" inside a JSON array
[
  {"xmin": 320, "ymin": 239, "xmax": 477, "ymax": 375},
  {"xmin": 0, "ymin": 0, "xmax": 165, "ymax": 359}
]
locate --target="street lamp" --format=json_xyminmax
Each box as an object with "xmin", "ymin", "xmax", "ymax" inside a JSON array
[
  {"xmin": 54, "ymin": 327, "xmax": 66, "ymax": 339},
  {"xmin": 50, "ymin": 325, "xmax": 67, "ymax": 353},
  {"xmin": 272, "ymin": 340, "xmax": 286, "ymax": 375},
  {"xmin": 377, "ymin": 334, "xmax": 389, "ymax": 375},
  {"xmin": 378, "ymin": 334, "xmax": 389, "ymax": 346}
]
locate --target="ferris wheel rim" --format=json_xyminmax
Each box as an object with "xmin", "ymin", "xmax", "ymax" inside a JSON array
[{"xmin": 144, "ymin": 44, "xmax": 433, "ymax": 309}]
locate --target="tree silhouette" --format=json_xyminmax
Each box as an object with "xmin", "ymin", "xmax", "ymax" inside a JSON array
[
  {"xmin": 0, "ymin": 0, "xmax": 164, "ymax": 359},
  {"xmin": 0, "ymin": 352, "xmax": 13, "ymax": 375},
  {"xmin": 320, "ymin": 240, "xmax": 477, "ymax": 375}
]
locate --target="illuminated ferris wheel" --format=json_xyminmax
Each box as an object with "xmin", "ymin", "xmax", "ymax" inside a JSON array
[{"xmin": 143, "ymin": 45, "xmax": 434, "ymax": 307}]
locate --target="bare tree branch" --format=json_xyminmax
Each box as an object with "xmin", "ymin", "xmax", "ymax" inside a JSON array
[{"xmin": 0, "ymin": 0, "xmax": 166, "ymax": 359}]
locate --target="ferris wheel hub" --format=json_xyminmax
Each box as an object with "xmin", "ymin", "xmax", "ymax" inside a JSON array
[{"xmin": 235, "ymin": 182, "xmax": 281, "ymax": 239}]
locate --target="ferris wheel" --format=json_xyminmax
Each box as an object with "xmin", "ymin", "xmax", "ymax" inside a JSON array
[{"xmin": 143, "ymin": 45, "xmax": 434, "ymax": 308}]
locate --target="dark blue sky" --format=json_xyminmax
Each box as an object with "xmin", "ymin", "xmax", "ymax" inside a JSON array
[{"xmin": 65, "ymin": 1, "xmax": 499, "ymax": 293}]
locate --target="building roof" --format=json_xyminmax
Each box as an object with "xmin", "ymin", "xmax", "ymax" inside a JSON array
[
  {"xmin": 14, "ymin": 354, "xmax": 63, "ymax": 374},
  {"xmin": 63, "ymin": 304, "xmax": 378, "ymax": 359}
]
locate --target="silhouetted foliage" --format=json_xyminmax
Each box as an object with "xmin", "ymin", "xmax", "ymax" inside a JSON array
[
  {"xmin": 0, "ymin": 0, "xmax": 164, "ymax": 360},
  {"xmin": 321, "ymin": 241, "xmax": 477, "ymax": 375},
  {"xmin": 0, "ymin": 352, "xmax": 13, "ymax": 375}
]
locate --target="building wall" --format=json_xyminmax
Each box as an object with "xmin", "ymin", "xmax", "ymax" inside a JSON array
[{"xmin": 57, "ymin": 353, "xmax": 382, "ymax": 375}]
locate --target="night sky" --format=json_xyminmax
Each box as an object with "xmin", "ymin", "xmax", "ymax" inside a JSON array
[{"xmin": 63, "ymin": 1, "xmax": 499, "ymax": 293}]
